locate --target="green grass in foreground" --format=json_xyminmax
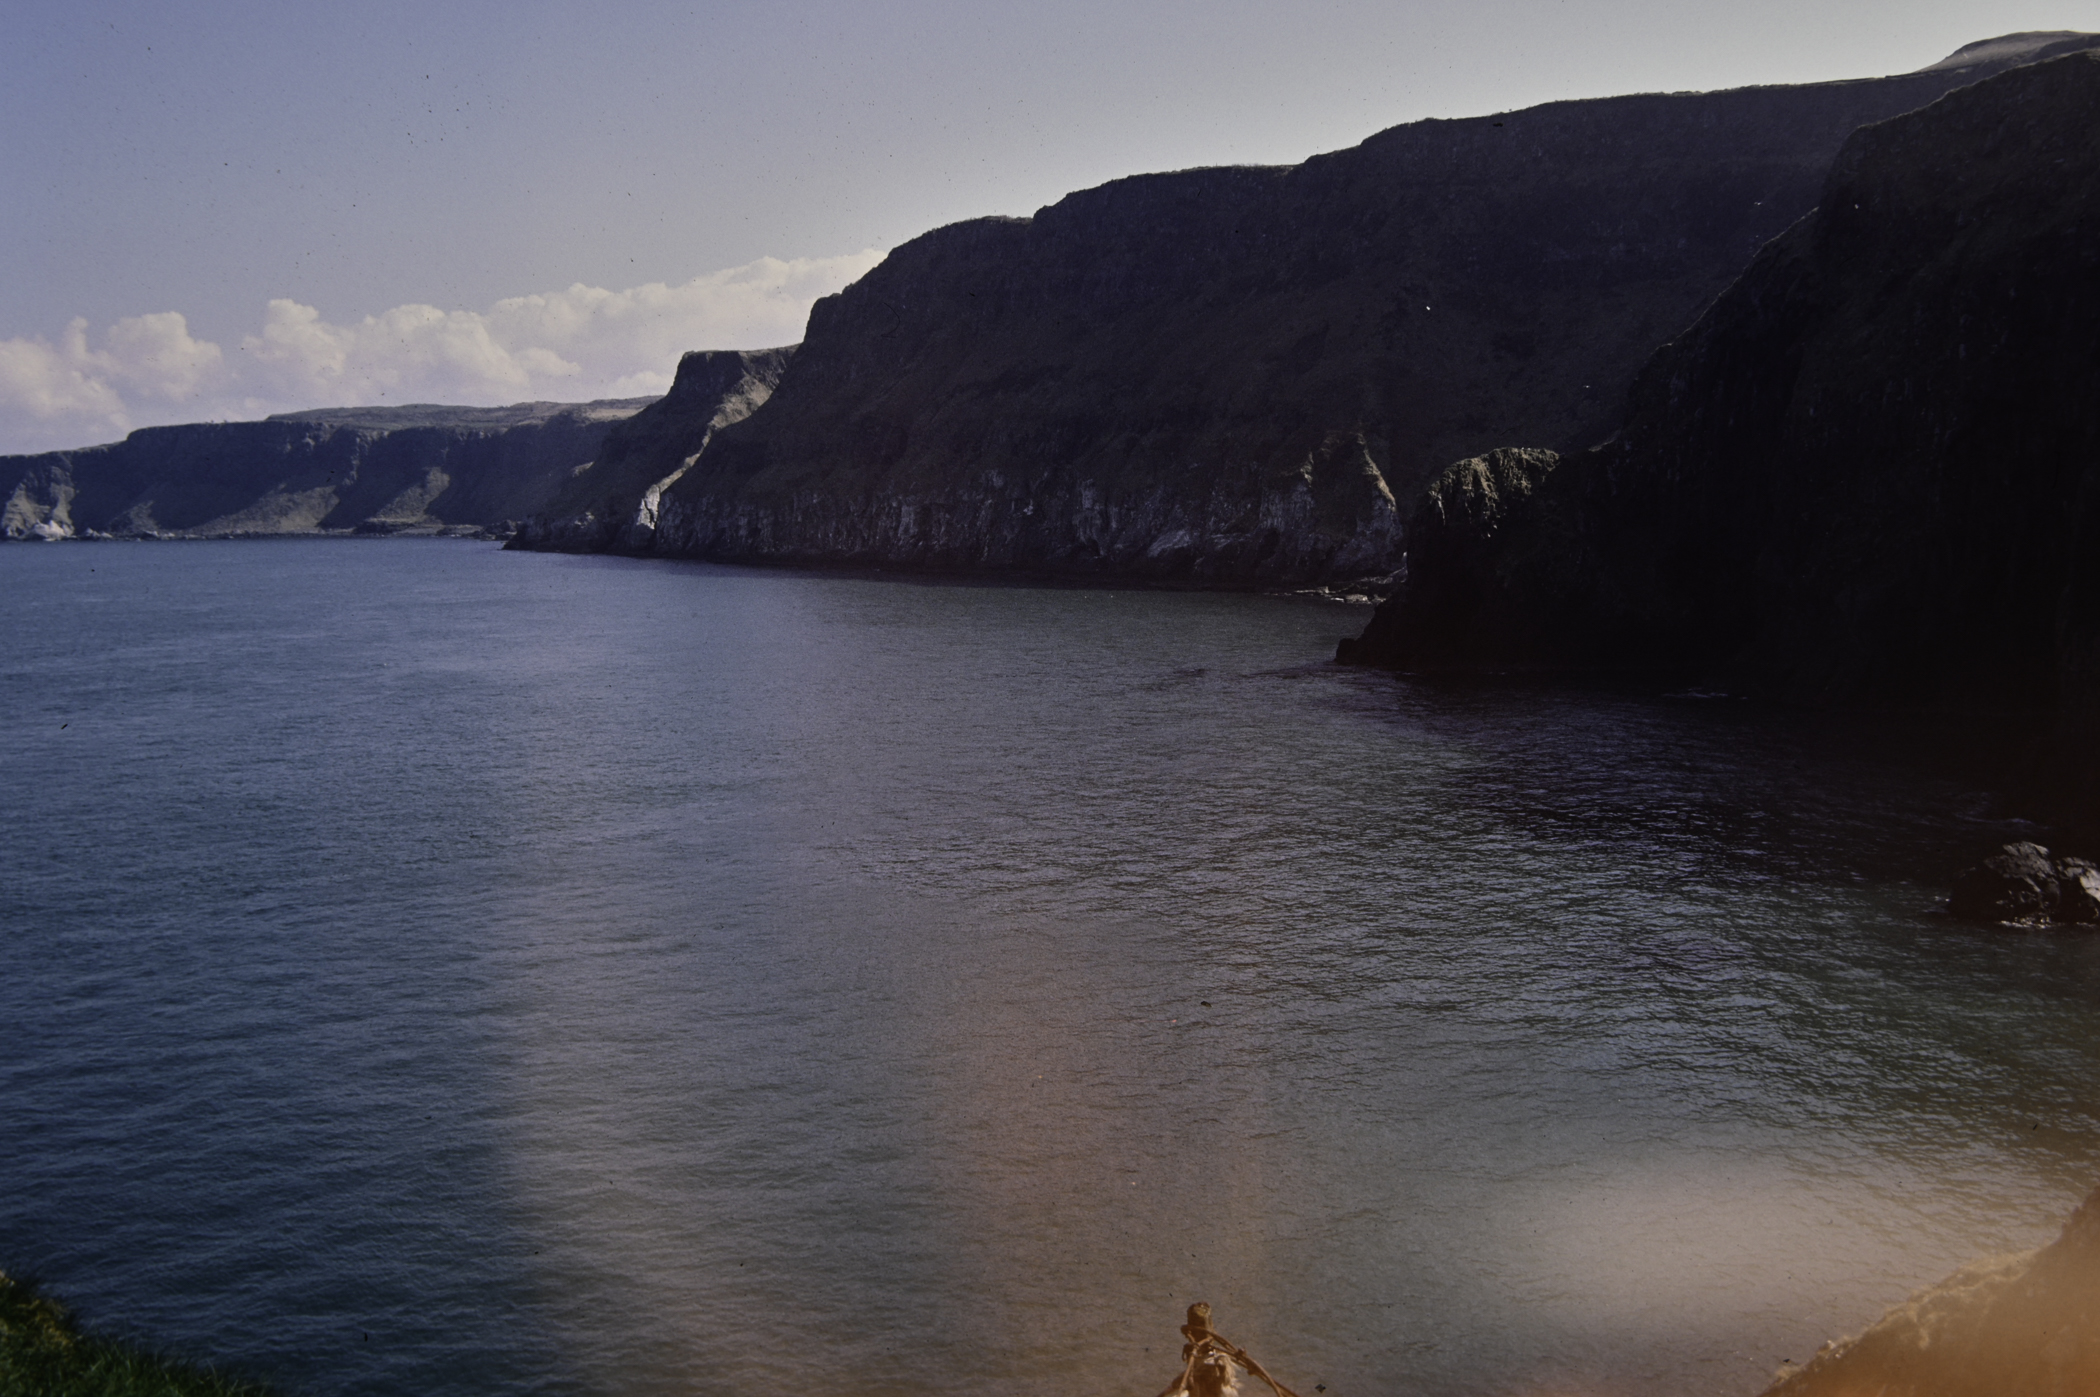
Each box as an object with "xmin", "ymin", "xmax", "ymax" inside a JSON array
[{"xmin": 0, "ymin": 1269, "xmax": 273, "ymax": 1397}]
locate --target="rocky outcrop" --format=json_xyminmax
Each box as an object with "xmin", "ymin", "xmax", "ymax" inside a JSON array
[
  {"xmin": 1761, "ymin": 1181, "xmax": 2100, "ymax": 1397},
  {"xmin": 1, "ymin": 398, "xmax": 651, "ymax": 540},
  {"xmin": 1949, "ymin": 843, "xmax": 2100, "ymax": 924},
  {"xmin": 507, "ymin": 348, "xmax": 792, "ymax": 553},
  {"xmin": 625, "ymin": 33, "xmax": 2096, "ymax": 587},
  {"xmin": 1342, "ymin": 51, "xmax": 2100, "ymax": 751},
  {"xmin": 1333, "ymin": 448, "xmax": 1560, "ymax": 662}
]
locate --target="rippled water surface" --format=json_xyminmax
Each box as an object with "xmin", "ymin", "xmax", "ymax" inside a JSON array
[{"xmin": 4, "ymin": 540, "xmax": 2099, "ymax": 1397}]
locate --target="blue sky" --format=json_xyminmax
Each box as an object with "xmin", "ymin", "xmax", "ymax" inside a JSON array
[{"xmin": 4, "ymin": 0, "xmax": 2098, "ymax": 451}]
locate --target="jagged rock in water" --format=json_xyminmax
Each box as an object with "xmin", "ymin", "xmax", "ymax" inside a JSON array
[
  {"xmin": 0, "ymin": 399, "xmax": 652, "ymax": 540},
  {"xmin": 1949, "ymin": 843, "xmax": 2100, "ymax": 924},
  {"xmin": 1950, "ymin": 842, "xmax": 2064, "ymax": 922},
  {"xmin": 507, "ymin": 348, "xmax": 792, "ymax": 554},
  {"xmin": 632, "ymin": 35, "xmax": 2096, "ymax": 588},
  {"xmin": 2060, "ymin": 860, "xmax": 2100, "ymax": 922},
  {"xmin": 1341, "ymin": 50, "xmax": 2100, "ymax": 771},
  {"xmin": 1761, "ymin": 1180, "xmax": 2100, "ymax": 1396}
]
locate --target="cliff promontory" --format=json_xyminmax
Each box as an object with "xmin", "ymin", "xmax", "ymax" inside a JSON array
[
  {"xmin": 1340, "ymin": 51, "xmax": 2100, "ymax": 757},
  {"xmin": 620, "ymin": 33, "xmax": 2095, "ymax": 587},
  {"xmin": 1, "ymin": 398, "xmax": 652, "ymax": 540},
  {"xmin": 507, "ymin": 348, "xmax": 792, "ymax": 553}
]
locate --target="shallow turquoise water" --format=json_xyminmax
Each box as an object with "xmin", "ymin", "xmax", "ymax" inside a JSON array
[{"xmin": 2, "ymin": 539, "xmax": 2097, "ymax": 1396}]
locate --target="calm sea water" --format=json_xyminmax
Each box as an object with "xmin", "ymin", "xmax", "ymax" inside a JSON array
[{"xmin": 3, "ymin": 539, "xmax": 2098, "ymax": 1397}]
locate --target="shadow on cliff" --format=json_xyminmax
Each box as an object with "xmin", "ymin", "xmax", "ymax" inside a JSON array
[{"xmin": 1342, "ymin": 49, "xmax": 2100, "ymax": 815}]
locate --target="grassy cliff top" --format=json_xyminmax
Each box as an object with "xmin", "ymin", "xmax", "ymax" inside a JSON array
[
  {"xmin": 0, "ymin": 1270, "xmax": 271, "ymax": 1397},
  {"xmin": 266, "ymin": 396, "xmax": 656, "ymax": 431}
]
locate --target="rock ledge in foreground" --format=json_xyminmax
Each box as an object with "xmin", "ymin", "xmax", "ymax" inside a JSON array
[{"xmin": 1762, "ymin": 1180, "xmax": 2100, "ymax": 1396}]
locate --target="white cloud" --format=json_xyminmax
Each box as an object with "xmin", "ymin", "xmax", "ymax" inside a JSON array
[
  {"xmin": 0, "ymin": 327, "xmax": 130, "ymax": 437},
  {"xmin": 0, "ymin": 250, "xmax": 884, "ymax": 455},
  {"xmin": 98, "ymin": 312, "xmax": 228, "ymax": 400}
]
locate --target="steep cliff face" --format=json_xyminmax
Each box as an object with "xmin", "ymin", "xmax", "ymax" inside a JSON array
[
  {"xmin": 1760, "ymin": 1182, "xmax": 2100, "ymax": 1397},
  {"xmin": 1342, "ymin": 51, "xmax": 2100, "ymax": 740},
  {"xmin": 507, "ymin": 348, "xmax": 792, "ymax": 553},
  {"xmin": 0, "ymin": 399, "xmax": 650, "ymax": 540},
  {"xmin": 634, "ymin": 33, "xmax": 2096, "ymax": 587}
]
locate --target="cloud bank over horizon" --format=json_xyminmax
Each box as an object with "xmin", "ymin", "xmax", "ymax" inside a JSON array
[{"xmin": 0, "ymin": 250, "xmax": 884, "ymax": 455}]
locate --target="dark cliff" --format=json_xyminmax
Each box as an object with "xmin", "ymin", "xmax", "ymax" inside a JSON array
[
  {"xmin": 626, "ymin": 33, "xmax": 2096, "ymax": 587},
  {"xmin": 1341, "ymin": 52, "xmax": 2100, "ymax": 747},
  {"xmin": 0, "ymin": 399, "xmax": 652, "ymax": 540},
  {"xmin": 507, "ymin": 348, "xmax": 793, "ymax": 553}
]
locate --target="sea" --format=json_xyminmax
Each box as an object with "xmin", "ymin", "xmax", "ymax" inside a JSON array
[{"xmin": 3, "ymin": 538, "xmax": 2097, "ymax": 1397}]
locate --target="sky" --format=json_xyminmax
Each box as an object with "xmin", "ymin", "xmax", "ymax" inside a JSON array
[{"xmin": 4, "ymin": 0, "xmax": 2098, "ymax": 453}]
